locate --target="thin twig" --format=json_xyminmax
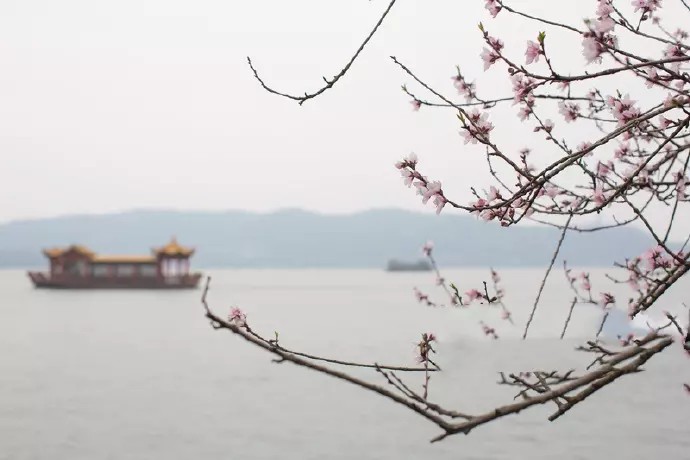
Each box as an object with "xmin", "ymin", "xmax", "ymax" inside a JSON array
[
  {"xmin": 246, "ymin": 0, "xmax": 397, "ymax": 105},
  {"xmin": 560, "ymin": 297, "xmax": 578, "ymax": 339},
  {"xmin": 523, "ymin": 213, "xmax": 573, "ymax": 339},
  {"xmin": 595, "ymin": 312, "xmax": 610, "ymax": 339}
]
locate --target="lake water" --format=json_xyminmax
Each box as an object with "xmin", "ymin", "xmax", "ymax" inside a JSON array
[{"xmin": 1, "ymin": 268, "xmax": 689, "ymax": 459}]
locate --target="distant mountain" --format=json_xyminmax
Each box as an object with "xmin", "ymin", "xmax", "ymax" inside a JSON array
[{"xmin": 0, "ymin": 208, "xmax": 660, "ymax": 268}]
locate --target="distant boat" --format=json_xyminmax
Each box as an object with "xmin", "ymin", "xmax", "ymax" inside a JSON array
[
  {"xmin": 386, "ymin": 259, "xmax": 432, "ymax": 272},
  {"xmin": 27, "ymin": 237, "xmax": 202, "ymax": 289}
]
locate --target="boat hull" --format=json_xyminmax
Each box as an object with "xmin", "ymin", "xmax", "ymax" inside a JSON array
[
  {"xmin": 385, "ymin": 259, "xmax": 432, "ymax": 272},
  {"xmin": 27, "ymin": 272, "xmax": 202, "ymax": 289}
]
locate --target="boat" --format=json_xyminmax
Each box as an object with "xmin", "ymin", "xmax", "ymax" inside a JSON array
[
  {"xmin": 27, "ymin": 237, "xmax": 202, "ymax": 289},
  {"xmin": 385, "ymin": 259, "xmax": 432, "ymax": 272}
]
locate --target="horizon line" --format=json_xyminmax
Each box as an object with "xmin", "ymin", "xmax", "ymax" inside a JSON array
[{"xmin": 0, "ymin": 206, "xmax": 464, "ymax": 226}]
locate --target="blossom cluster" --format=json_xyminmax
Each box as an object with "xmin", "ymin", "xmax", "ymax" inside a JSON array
[
  {"xmin": 395, "ymin": 153, "xmax": 447, "ymax": 214},
  {"xmin": 416, "ymin": 332, "xmax": 437, "ymax": 364}
]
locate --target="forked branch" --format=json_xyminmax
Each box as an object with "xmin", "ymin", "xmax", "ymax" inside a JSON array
[{"xmin": 202, "ymin": 277, "xmax": 673, "ymax": 443}]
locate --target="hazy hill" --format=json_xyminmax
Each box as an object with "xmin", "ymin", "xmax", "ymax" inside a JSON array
[{"xmin": 0, "ymin": 208, "xmax": 658, "ymax": 268}]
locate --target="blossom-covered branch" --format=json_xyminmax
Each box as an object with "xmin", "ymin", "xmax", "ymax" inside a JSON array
[
  {"xmin": 233, "ymin": 0, "xmax": 690, "ymax": 442},
  {"xmin": 204, "ymin": 276, "xmax": 674, "ymax": 442}
]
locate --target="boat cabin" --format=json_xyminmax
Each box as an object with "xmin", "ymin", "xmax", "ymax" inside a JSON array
[{"xmin": 28, "ymin": 237, "xmax": 201, "ymax": 289}]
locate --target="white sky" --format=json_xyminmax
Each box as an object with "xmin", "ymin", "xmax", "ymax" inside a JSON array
[{"xmin": 1, "ymin": 0, "xmax": 688, "ymax": 239}]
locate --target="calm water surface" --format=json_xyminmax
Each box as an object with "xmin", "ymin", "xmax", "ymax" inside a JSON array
[{"xmin": 1, "ymin": 268, "xmax": 688, "ymax": 459}]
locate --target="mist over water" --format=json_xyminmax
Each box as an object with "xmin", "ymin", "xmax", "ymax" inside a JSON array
[{"xmin": 1, "ymin": 268, "xmax": 688, "ymax": 459}]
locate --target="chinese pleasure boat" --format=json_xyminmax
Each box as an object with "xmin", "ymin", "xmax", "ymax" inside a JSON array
[{"xmin": 27, "ymin": 238, "xmax": 202, "ymax": 289}]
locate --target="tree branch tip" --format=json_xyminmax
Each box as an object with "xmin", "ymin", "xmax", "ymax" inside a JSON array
[{"xmin": 430, "ymin": 431, "xmax": 450, "ymax": 443}]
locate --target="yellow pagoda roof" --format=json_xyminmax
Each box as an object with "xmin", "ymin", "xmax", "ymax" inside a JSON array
[
  {"xmin": 43, "ymin": 245, "xmax": 95, "ymax": 259},
  {"xmin": 92, "ymin": 255, "xmax": 157, "ymax": 264},
  {"xmin": 153, "ymin": 237, "xmax": 195, "ymax": 257}
]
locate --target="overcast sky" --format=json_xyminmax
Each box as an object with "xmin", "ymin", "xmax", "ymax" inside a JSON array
[{"xmin": 1, "ymin": 0, "xmax": 688, "ymax": 239}]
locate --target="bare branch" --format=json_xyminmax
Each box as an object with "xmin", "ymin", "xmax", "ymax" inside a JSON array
[
  {"xmin": 523, "ymin": 213, "xmax": 573, "ymax": 339},
  {"xmin": 247, "ymin": 0, "xmax": 397, "ymax": 105},
  {"xmin": 560, "ymin": 297, "xmax": 578, "ymax": 339}
]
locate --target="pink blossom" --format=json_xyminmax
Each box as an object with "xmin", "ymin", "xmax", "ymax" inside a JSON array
[
  {"xmin": 416, "ymin": 332, "xmax": 436, "ymax": 363},
  {"xmin": 416, "ymin": 180, "xmax": 447, "ymax": 214},
  {"xmin": 413, "ymin": 287, "xmax": 430, "ymax": 304},
  {"xmin": 228, "ymin": 307, "xmax": 247, "ymax": 326},
  {"xmin": 511, "ymin": 198, "xmax": 526, "ymax": 209},
  {"xmin": 479, "ymin": 321, "xmax": 499, "ymax": 339},
  {"xmin": 465, "ymin": 289, "xmax": 482, "ymax": 302},
  {"xmin": 452, "ymin": 75, "xmax": 476, "ymax": 101},
  {"xmin": 487, "ymin": 186, "xmax": 501, "ymax": 201},
  {"xmin": 487, "ymin": 36, "xmax": 504, "ymax": 51},
  {"xmin": 542, "ymin": 183, "xmax": 560, "ymax": 198},
  {"xmin": 640, "ymin": 245, "xmax": 671, "ymax": 270},
  {"xmin": 596, "ymin": 161, "xmax": 613, "ymax": 178},
  {"xmin": 511, "ymin": 74, "xmax": 536, "ymax": 103},
  {"xmin": 485, "ymin": 0, "xmax": 501, "ymax": 17},
  {"xmin": 480, "ymin": 209, "xmax": 497, "ymax": 221},
  {"xmin": 470, "ymin": 198, "xmax": 488, "ymax": 209},
  {"xmin": 658, "ymin": 116, "xmax": 672, "ymax": 129},
  {"xmin": 569, "ymin": 197, "xmax": 584, "ymax": 211},
  {"xmin": 395, "ymin": 152, "xmax": 418, "ymax": 170},
  {"xmin": 410, "ymin": 99, "xmax": 421, "ymax": 111},
  {"xmin": 421, "ymin": 181, "xmax": 442, "ymax": 204},
  {"xmin": 500, "ymin": 309, "xmax": 511, "ymax": 321},
  {"xmin": 558, "ymin": 101, "xmax": 580, "ymax": 122},
  {"xmin": 632, "ymin": 0, "xmax": 662, "ymax": 13},
  {"xmin": 462, "ymin": 109, "xmax": 494, "ymax": 144},
  {"xmin": 645, "ymin": 67, "xmax": 660, "ymax": 88},
  {"xmin": 614, "ymin": 143, "xmax": 630, "ymax": 159},
  {"xmin": 543, "ymin": 119, "xmax": 554, "ymax": 133},
  {"xmin": 400, "ymin": 169, "xmax": 415, "ymax": 187},
  {"xmin": 481, "ymin": 48, "xmax": 501, "ymax": 71},
  {"xmin": 595, "ymin": 16, "xmax": 615, "ymax": 34},
  {"xmin": 422, "ymin": 241, "xmax": 434, "ymax": 257},
  {"xmin": 517, "ymin": 105, "xmax": 532, "ymax": 121},
  {"xmin": 619, "ymin": 333, "xmax": 635, "ymax": 346},
  {"xmin": 516, "ymin": 94, "xmax": 535, "ymax": 121},
  {"xmin": 598, "ymin": 292, "xmax": 615, "ymax": 308},
  {"xmin": 580, "ymin": 272, "xmax": 592, "ymax": 291},
  {"xmin": 596, "ymin": 0, "xmax": 615, "ymax": 17},
  {"xmin": 642, "ymin": 246, "xmax": 663, "ymax": 262},
  {"xmin": 663, "ymin": 43, "xmax": 685, "ymax": 72},
  {"xmin": 582, "ymin": 36, "xmax": 606, "ymax": 64},
  {"xmin": 608, "ymin": 94, "xmax": 641, "ymax": 126},
  {"xmin": 525, "ymin": 41, "xmax": 541, "ymax": 64},
  {"xmin": 663, "ymin": 93, "xmax": 681, "ymax": 108},
  {"xmin": 433, "ymin": 194, "xmax": 447, "ymax": 214}
]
